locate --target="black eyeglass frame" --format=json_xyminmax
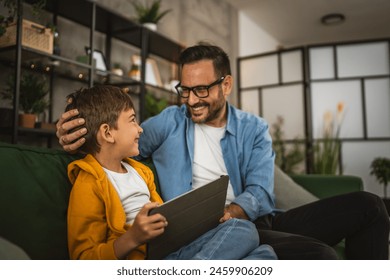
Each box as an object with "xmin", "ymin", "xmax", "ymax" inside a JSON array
[{"xmin": 175, "ymin": 76, "xmax": 226, "ymax": 98}]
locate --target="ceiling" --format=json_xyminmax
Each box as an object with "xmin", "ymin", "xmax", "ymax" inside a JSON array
[{"xmin": 224, "ymin": 0, "xmax": 390, "ymax": 47}]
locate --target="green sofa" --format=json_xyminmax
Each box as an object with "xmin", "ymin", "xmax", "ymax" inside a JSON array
[{"xmin": 0, "ymin": 142, "xmax": 363, "ymax": 259}]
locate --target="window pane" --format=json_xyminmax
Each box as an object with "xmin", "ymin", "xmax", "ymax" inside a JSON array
[
  {"xmin": 311, "ymin": 81, "xmax": 363, "ymax": 139},
  {"xmin": 262, "ymin": 84, "xmax": 305, "ymax": 140},
  {"xmin": 365, "ymin": 78, "xmax": 390, "ymax": 137},
  {"xmin": 281, "ymin": 50, "xmax": 303, "ymax": 83},
  {"xmin": 240, "ymin": 55, "xmax": 279, "ymax": 88},
  {"xmin": 337, "ymin": 42, "xmax": 390, "ymax": 78},
  {"xmin": 309, "ymin": 47, "xmax": 335, "ymax": 80},
  {"xmin": 241, "ymin": 89, "xmax": 260, "ymax": 116}
]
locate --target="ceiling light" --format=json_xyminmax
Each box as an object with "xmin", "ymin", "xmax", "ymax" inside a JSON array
[{"xmin": 321, "ymin": 13, "xmax": 345, "ymax": 25}]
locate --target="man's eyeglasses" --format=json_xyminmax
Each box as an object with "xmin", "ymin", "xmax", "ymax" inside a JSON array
[{"xmin": 175, "ymin": 76, "xmax": 225, "ymax": 98}]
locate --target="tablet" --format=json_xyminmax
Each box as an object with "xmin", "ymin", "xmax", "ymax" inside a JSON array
[{"xmin": 147, "ymin": 175, "xmax": 229, "ymax": 260}]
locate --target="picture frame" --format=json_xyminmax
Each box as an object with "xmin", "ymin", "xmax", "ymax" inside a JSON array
[
  {"xmin": 131, "ymin": 55, "xmax": 163, "ymax": 87},
  {"xmin": 85, "ymin": 47, "xmax": 108, "ymax": 75}
]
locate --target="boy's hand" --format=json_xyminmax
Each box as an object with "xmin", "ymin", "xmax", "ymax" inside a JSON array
[
  {"xmin": 56, "ymin": 109, "xmax": 87, "ymax": 152},
  {"xmin": 130, "ymin": 202, "xmax": 168, "ymax": 244},
  {"xmin": 114, "ymin": 202, "xmax": 167, "ymax": 259}
]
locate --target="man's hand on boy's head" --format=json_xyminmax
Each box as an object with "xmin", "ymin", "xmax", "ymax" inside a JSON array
[{"xmin": 56, "ymin": 109, "xmax": 87, "ymax": 152}]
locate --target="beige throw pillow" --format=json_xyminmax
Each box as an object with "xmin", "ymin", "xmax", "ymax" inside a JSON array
[{"xmin": 273, "ymin": 165, "xmax": 318, "ymax": 210}]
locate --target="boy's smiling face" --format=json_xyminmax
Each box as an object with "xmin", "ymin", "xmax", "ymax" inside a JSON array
[{"xmin": 112, "ymin": 108, "xmax": 143, "ymax": 158}]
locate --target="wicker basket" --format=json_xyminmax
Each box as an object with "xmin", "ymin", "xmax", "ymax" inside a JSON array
[{"xmin": 0, "ymin": 19, "xmax": 53, "ymax": 54}]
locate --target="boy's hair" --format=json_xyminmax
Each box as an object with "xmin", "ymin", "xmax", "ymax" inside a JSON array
[
  {"xmin": 65, "ymin": 85, "xmax": 135, "ymax": 155},
  {"xmin": 178, "ymin": 43, "xmax": 231, "ymax": 78}
]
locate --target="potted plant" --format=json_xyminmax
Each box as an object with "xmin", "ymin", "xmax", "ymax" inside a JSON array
[
  {"xmin": 1, "ymin": 1, "xmax": 52, "ymax": 54},
  {"xmin": 0, "ymin": 0, "xmax": 46, "ymax": 33},
  {"xmin": 370, "ymin": 157, "xmax": 390, "ymax": 215},
  {"xmin": 111, "ymin": 62, "xmax": 124, "ymax": 76},
  {"xmin": 370, "ymin": 157, "xmax": 390, "ymax": 198},
  {"xmin": 1, "ymin": 72, "xmax": 49, "ymax": 128},
  {"xmin": 312, "ymin": 102, "xmax": 345, "ymax": 175},
  {"xmin": 131, "ymin": 0, "xmax": 171, "ymax": 31},
  {"xmin": 0, "ymin": 0, "xmax": 46, "ymax": 20},
  {"xmin": 0, "ymin": 15, "xmax": 8, "ymax": 37}
]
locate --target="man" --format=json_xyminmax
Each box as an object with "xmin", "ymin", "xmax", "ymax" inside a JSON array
[{"xmin": 57, "ymin": 43, "xmax": 389, "ymax": 259}]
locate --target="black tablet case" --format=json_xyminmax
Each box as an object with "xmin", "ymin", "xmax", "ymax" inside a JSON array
[{"xmin": 147, "ymin": 175, "xmax": 229, "ymax": 260}]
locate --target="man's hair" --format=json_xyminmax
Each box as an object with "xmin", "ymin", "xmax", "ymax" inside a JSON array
[
  {"xmin": 65, "ymin": 85, "xmax": 134, "ymax": 155},
  {"xmin": 178, "ymin": 43, "xmax": 231, "ymax": 78}
]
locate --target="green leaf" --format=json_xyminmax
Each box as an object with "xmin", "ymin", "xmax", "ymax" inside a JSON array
[
  {"xmin": 131, "ymin": 0, "xmax": 171, "ymax": 24},
  {"xmin": 1, "ymin": 72, "xmax": 49, "ymax": 114}
]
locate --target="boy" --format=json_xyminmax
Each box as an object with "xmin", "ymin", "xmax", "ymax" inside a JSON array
[{"xmin": 66, "ymin": 85, "xmax": 277, "ymax": 260}]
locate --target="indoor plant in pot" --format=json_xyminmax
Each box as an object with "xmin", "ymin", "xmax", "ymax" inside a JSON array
[
  {"xmin": 131, "ymin": 0, "xmax": 171, "ymax": 31},
  {"xmin": 0, "ymin": 0, "xmax": 46, "ymax": 33},
  {"xmin": 1, "ymin": 72, "xmax": 49, "ymax": 128},
  {"xmin": 370, "ymin": 157, "xmax": 390, "ymax": 215},
  {"xmin": 370, "ymin": 157, "xmax": 390, "ymax": 198}
]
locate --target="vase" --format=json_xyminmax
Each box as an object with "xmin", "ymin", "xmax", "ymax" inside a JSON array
[
  {"xmin": 18, "ymin": 113, "xmax": 36, "ymax": 128},
  {"xmin": 112, "ymin": 68, "xmax": 124, "ymax": 76},
  {"xmin": 142, "ymin": 23, "xmax": 157, "ymax": 31},
  {"xmin": 128, "ymin": 63, "xmax": 141, "ymax": 80}
]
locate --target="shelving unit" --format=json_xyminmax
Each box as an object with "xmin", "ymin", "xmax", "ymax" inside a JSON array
[{"xmin": 0, "ymin": 0, "xmax": 184, "ymax": 147}]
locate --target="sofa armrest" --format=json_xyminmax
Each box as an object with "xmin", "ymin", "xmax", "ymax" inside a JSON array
[
  {"xmin": 289, "ymin": 174, "xmax": 364, "ymax": 199},
  {"xmin": 0, "ymin": 142, "xmax": 81, "ymax": 259}
]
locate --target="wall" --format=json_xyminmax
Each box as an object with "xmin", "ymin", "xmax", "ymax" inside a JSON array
[
  {"xmin": 147, "ymin": 0, "xmax": 238, "ymax": 58},
  {"xmin": 96, "ymin": 0, "xmax": 239, "ymax": 104},
  {"xmin": 238, "ymin": 11, "xmax": 279, "ymax": 56}
]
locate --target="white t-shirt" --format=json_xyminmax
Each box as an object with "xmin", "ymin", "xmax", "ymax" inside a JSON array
[
  {"xmin": 103, "ymin": 162, "xmax": 150, "ymax": 225},
  {"xmin": 192, "ymin": 123, "xmax": 235, "ymax": 205}
]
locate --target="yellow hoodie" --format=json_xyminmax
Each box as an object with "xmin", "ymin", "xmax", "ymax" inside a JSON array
[{"xmin": 67, "ymin": 154, "xmax": 163, "ymax": 260}]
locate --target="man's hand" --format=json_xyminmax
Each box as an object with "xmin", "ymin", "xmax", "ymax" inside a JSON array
[
  {"xmin": 219, "ymin": 211, "xmax": 232, "ymax": 223},
  {"xmin": 223, "ymin": 203, "xmax": 249, "ymax": 220},
  {"xmin": 56, "ymin": 109, "xmax": 87, "ymax": 152}
]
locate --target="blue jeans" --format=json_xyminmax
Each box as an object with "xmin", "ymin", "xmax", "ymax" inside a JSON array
[{"xmin": 164, "ymin": 218, "xmax": 277, "ymax": 260}]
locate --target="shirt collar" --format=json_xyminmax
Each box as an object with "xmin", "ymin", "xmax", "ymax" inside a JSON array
[{"xmin": 225, "ymin": 102, "xmax": 236, "ymax": 136}]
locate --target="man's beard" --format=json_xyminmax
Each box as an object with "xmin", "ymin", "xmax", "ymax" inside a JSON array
[{"xmin": 185, "ymin": 88, "xmax": 226, "ymax": 124}]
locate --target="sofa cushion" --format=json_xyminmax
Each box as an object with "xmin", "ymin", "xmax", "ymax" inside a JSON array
[
  {"xmin": 0, "ymin": 142, "xmax": 80, "ymax": 259},
  {"xmin": 0, "ymin": 237, "xmax": 30, "ymax": 259},
  {"xmin": 273, "ymin": 165, "xmax": 318, "ymax": 210}
]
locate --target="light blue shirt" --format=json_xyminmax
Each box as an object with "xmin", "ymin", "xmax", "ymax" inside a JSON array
[{"xmin": 139, "ymin": 103, "xmax": 276, "ymax": 220}]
